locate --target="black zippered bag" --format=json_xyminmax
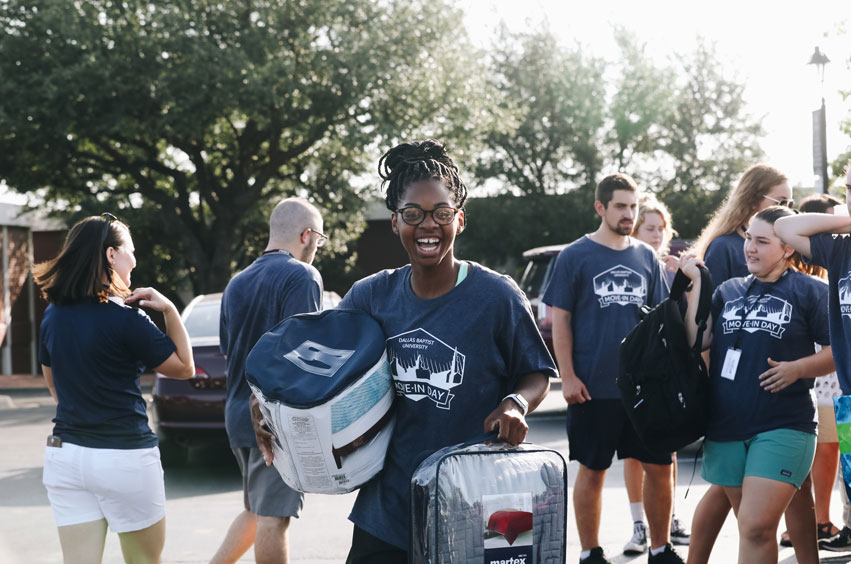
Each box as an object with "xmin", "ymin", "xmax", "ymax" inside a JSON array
[{"xmin": 617, "ymin": 266, "xmax": 713, "ymax": 453}]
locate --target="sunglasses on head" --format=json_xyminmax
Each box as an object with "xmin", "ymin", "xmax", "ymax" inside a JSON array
[{"xmin": 762, "ymin": 194, "xmax": 794, "ymax": 208}]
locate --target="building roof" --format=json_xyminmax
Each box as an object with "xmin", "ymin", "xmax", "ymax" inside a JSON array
[{"xmin": 0, "ymin": 203, "xmax": 64, "ymax": 230}]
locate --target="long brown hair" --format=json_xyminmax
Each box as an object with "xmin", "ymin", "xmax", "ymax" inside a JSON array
[
  {"xmin": 33, "ymin": 214, "xmax": 132, "ymax": 305},
  {"xmin": 691, "ymin": 164, "xmax": 788, "ymax": 258}
]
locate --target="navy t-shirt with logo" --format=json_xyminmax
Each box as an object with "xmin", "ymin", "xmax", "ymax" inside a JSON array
[
  {"xmin": 810, "ymin": 233, "xmax": 851, "ymax": 393},
  {"xmin": 220, "ymin": 253, "xmax": 323, "ymax": 448},
  {"xmin": 707, "ymin": 271, "xmax": 829, "ymax": 441},
  {"xmin": 704, "ymin": 232, "xmax": 749, "ymax": 290},
  {"xmin": 340, "ymin": 262, "xmax": 557, "ymax": 550},
  {"xmin": 38, "ymin": 299, "xmax": 176, "ymax": 449},
  {"xmin": 542, "ymin": 235, "xmax": 667, "ymax": 399}
]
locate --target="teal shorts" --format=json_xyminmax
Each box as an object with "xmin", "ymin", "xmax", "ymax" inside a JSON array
[{"xmin": 701, "ymin": 428, "xmax": 816, "ymax": 488}]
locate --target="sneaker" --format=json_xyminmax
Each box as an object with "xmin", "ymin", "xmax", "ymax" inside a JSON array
[
  {"xmin": 647, "ymin": 543, "xmax": 685, "ymax": 564},
  {"xmin": 670, "ymin": 515, "xmax": 690, "ymax": 546},
  {"xmin": 579, "ymin": 546, "xmax": 613, "ymax": 564},
  {"xmin": 624, "ymin": 520, "xmax": 648, "ymax": 554},
  {"xmin": 819, "ymin": 526, "xmax": 851, "ymax": 552}
]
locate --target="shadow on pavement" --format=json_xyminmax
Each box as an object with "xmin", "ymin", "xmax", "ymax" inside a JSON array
[{"xmin": 162, "ymin": 438, "xmax": 242, "ymax": 500}]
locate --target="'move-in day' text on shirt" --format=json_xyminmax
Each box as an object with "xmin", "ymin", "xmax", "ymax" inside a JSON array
[
  {"xmin": 340, "ymin": 262, "xmax": 557, "ymax": 550},
  {"xmin": 542, "ymin": 235, "xmax": 667, "ymax": 399},
  {"xmin": 810, "ymin": 233, "xmax": 851, "ymax": 393},
  {"xmin": 707, "ymin": 270, "xmax": 829, "ymax": 441}
]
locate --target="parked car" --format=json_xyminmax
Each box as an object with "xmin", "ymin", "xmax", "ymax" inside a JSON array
[
  {"xmin": 518, "ymin": 239, "xmax": 692, "ymax": 358},
  {"xmin": 151, "ymin": 289, "xmax": 342, "ymax": 462}
]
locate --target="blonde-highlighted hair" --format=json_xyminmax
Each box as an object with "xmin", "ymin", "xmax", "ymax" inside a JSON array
[
  {"xmin": 691, "ymin": 164, "xmax": 788, "ymax": 259},
  {"xmin": 633, "ymin": 194, "xmax": 676, "ymax": 256}
]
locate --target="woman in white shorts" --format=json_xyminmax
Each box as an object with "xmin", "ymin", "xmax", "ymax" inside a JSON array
[{"xmin": 33, "ymin": 214, "xmax": 194, "ymax": 563}]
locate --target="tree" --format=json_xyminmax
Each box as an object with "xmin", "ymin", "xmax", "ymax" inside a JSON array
[
  {"xmin": 474, "ymin": 26, "xmax": 607, "ymax": 195},
  {"xmin": 651, "ymin": 42, "xmax": 765, "ymax": 238},
  {"xmin": 0, "ymin": 0, "xmax": 490, "ymax": 300},
  {"xmin": 606, "ymin": 28, "xmax": 672, "ymax": 172}
]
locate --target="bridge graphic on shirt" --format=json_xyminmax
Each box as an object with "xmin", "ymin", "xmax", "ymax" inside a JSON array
[
  {"xmin": 839, "ymin": 272, "xmax": 851, "ymax": 319},
  {"xmin": 720, "ymin": 294, "xmax": 792, "ymax": 338},
  {"xmin": 386, "ymin": 328, "xmax": 465, "ymax": 409},
  {"xmin": 592, "ymin": 265, "xmax": 647, "ymax": 308}
]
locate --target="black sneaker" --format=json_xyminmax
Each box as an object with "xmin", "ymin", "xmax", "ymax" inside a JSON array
[
  {"xmin": 819, "ymin": 526, "xmax": 851, "ymax": 552},
  {"xmin": 647, "ymin": 543, "xmax": 685, "ymax": 564},
  {"xmin": 580, "ymin": 546, "xmax": 613, "ymax": 564}
]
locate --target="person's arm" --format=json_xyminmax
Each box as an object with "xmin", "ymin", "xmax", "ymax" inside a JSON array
[
  {"xmin": 483, "ymin": 371, "xmax": 550, "ymax": 446},
  {"xmin": 41, "ymin": 365, "xmax": 57, "ymax": 403},
  {"xmin": 679, "ymin": 254, "xmax": 713, "ymax": 351},
  {"xmin": 775, "ymin": 213, "xmax": 851, "ymax": 260},
  {"xmin": 551, "ymin": 306, "xmax": 591, "ymax": 404},
  {"xmin": 250, "ymin": 394, "xmax": 277, "ymax": 466},
  {"xmin": 126, "ymin": 287, "xmax": 195, "ymax": 380},
  {"xmin": 759, "ymin": 346, "xmax": 835, "ymax": 393}
]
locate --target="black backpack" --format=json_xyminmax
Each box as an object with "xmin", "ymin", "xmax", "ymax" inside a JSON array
[{"xmin": 617, "ymin": 266, "xmax": 713, "ymax": 453}]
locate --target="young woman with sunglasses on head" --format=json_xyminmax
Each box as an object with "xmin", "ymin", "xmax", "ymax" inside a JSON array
[
  {"xmin": 679, "ymin": 206, "xmax": 833, "ymax": 564},
  {"xmin": 691, "ymin": 164, "xmax": 793, "ymax": 287},
  {"xmin": 34, "ymin": 214, "xmax": 195, "ymax": 564},
  {"xmin": 333, "ymin": 139, "xmax": 556, "ymax": 563}
]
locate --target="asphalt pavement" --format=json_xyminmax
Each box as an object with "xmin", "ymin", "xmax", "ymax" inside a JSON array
[{"xmin": 2, "ymin": 378, "xmax": 851, "ymax": 563}]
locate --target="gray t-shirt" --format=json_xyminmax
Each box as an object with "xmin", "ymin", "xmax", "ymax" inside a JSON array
[{"xmin": 543, "ymin": 235, "xmax": 667, "ymax": 399}]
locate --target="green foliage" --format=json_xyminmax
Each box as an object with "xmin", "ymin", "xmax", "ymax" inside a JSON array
[
  {"xmin": 474, "ymin": 26, "xmax": 606, "ymax": 194},
  {"xmin": 473, "ymin": 30, "xmax": 765, "ymax": 265},
  {"xmin": 456, "ymin": 190, "xmax": 598, "ymax": 277},
  {"xmin": 0, "ymin": 0, "xmax": 487, "ymax": 299},
  {"xmin": 650, "ymin": 41, "xmax": 765, "ymax": 238}
]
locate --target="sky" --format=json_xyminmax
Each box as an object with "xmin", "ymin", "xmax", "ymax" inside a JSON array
[
  {"xmin": 2, "ymin": 1, "xmax": 848, "ymax": 204},
  {"xmin": 461, "ymin": 0, "xmax": 851, "ymax": 190}
]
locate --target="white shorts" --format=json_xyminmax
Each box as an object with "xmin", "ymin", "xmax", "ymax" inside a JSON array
[{"xmin": 42, "ymin": 441, "xmax": 165, "ymax": 533}]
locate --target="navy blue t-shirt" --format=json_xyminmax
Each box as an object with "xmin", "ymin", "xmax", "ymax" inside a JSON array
[
  {"xmin": 38, "ymin": 298, "xmax": 176, "ymax": 449},
  {"xmin": 707, "ymin": 271, "xmax": 829, "ymax": 441},
  {"xmin": 704, "ymin": 232, "xmax": 748, "ymax": 290},
  {"xmin": 542, "ymin": 235, "xmax": 667, "ymax": 399},
  {"xmin": 340, "ymin": 262, "xmax": 557, "ymax": 550},
  {"xmin": 220, "ymin": 252, "xmax": 323, "ymax": 448},
  {"xmin": 810, "ymin": 234, "xmax": 851, "ymax": 393}
]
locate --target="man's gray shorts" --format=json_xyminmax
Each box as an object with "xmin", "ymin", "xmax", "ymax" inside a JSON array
[{"xmin": 232, "ymin": 447, "xmax": 303, "ymax": 517}]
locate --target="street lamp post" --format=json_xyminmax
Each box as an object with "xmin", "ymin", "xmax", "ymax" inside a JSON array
[{"xmin": 808, "ymin": 46, "xmax": 830, "ymax": 193}]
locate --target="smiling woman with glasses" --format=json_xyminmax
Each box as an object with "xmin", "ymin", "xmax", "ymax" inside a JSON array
[
  {"xmin": 32, "ymin": 214, "xmax": 195, "ymax": 564},
  {"xmin": 316, "ymin": 139, "xmax": 557, "ymax": 564}
]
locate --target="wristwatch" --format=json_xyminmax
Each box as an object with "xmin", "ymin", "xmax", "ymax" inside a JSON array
[{"xmin": 503, "ymin": 393, "xmax": 529, "ymax": 417}]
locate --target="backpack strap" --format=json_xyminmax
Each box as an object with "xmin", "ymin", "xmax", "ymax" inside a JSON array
[
  {"xmin": 692, "ymin": 265, "xmax": 713, "ymax": 352},
  {"xmin": 670, "ymin": 266, "xmax": 713, "ymax": 350}
]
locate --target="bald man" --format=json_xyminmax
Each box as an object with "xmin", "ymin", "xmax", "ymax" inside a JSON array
[{"xmin": 211, "ymin": 198, "xmax": 327, "ymax": 564}]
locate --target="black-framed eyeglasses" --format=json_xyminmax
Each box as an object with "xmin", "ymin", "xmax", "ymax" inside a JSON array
[
  {"xmin": 762, "ymin": 194, "xmax": 795, "ymax": 208},
  {"xmin": 101, "ymin": 212, "xmax": 117, "ymax": 248},
  {"xmin": 395, "ymin": 206, "xmax": 460, "ymax": 226},
  {"xmin": 308, "ymin": 228, "xmax": 328, "ymax": 247}
]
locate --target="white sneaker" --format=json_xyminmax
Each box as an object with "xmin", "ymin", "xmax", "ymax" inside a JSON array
[
  {"xmin": 670, "ymin": 516, "xmax": 690, "ymax": 546},
  {"xmin": 623, "ymin": 520, "xmax": 648, "ymax": 554}
]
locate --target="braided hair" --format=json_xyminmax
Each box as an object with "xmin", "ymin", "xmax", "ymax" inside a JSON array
[{"xmin": 378, "ymin": 139, "xmax": 468, "ymax": 212}]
